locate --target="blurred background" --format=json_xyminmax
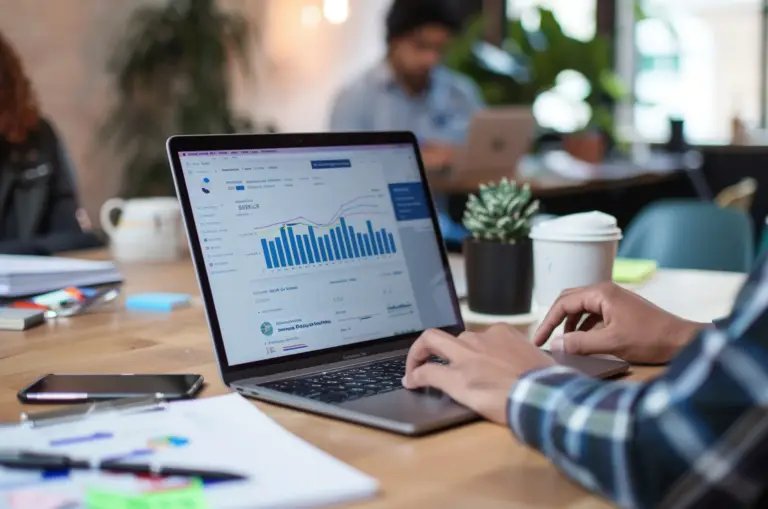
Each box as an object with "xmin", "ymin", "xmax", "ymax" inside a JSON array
[{"xmin": 2, "ymin": 0, "xmax": 767, "ymax": 262}]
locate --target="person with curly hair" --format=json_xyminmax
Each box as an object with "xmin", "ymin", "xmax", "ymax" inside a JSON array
[{"xmin": 0, "ymin": 31, "xmax": 100, "ymax": 255}]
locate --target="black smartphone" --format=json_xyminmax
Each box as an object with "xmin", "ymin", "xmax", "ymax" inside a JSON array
[{"xmin": 17, "ymin": 374, "xmax": 204, "ymax": 403}]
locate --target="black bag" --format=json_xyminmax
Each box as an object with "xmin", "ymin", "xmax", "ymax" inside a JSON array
[{"xmin": 0, "ymin": 119, "xmax": 102, "ymax": 255}]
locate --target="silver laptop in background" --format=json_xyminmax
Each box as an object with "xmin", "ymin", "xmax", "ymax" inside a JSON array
[
  {"xmin": 453, "ymin": 107, "xmax": 537, "ymax": 179},
  {"xmin": 167, "ymin": 132, "xmax": 629, "ymax": 436}
]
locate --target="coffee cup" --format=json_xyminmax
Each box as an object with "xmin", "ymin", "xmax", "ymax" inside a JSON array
[
  {"xmin": 529, "ymin": 212, "xmax": 622, "ymax": 313},
  {"xmin": 100, "ymin": 197, "xmax": 185, "ymax": 263}
]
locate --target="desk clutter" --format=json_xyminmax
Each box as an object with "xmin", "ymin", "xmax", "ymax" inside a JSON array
[{"xmin": 0, "ymin": 394, "xmax": 378, "ymax": 509}]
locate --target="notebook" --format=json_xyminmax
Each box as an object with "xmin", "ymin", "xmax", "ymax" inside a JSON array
[
  {"xmin": 0, "ymin": 394, "xmax": 378, "ymax": 509},
  {"xmin": 0, "ymin": 255, "xmax": 123, "ymax": 297}
]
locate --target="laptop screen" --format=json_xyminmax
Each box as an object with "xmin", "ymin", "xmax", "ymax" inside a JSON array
[{"xmin": 179, "ymin": 143, "xmax": 460, "ymax": 366}]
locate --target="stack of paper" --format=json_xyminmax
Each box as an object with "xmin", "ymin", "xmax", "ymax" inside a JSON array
[
  {"xmin": 0, "ymin": 394, "xmax": 378, "ymax": 509},
  {"xmin": 0, "ymin": 255, "xmax": 123, "ymax": 297}
]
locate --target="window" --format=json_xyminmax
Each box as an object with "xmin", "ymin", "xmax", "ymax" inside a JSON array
[
  {"xmin": 634, "ymin": 0, "xmax": 762, "ymax": 143},
  {"xmin": 506, "ymin": 0, "xmax": 598, "ymax": 132},
  {"xmin": 507, "ymin": 0, "xmax": 596, "ymax": 42}
]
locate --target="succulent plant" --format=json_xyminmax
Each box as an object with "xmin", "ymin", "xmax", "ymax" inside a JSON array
[{"xmin": 463, "ymin": 178, "xmax": 539, "ymax": 244}]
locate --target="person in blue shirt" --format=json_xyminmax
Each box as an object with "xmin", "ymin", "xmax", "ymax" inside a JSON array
[{"xmin": 329, "ymin": 0, "xmax": 484, "ymax": 244}]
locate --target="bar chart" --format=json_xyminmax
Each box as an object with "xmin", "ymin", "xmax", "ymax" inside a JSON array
[{"xmin": 259, "ymin": 216, "xmax": 398, "ymax": 270}]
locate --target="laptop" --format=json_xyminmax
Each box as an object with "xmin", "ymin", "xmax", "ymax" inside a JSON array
[
  {"xmin": 453, "ymin": 107, "xmax": 537, "ymax": 178},
  {"xmin": 167, "ymin": 132, "xmax": 629, "ymax": 436}
]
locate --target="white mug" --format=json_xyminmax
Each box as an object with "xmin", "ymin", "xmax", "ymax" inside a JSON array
[{"xmin": 100, "ymin": 197, "xmax": 184, "ymax": 263}]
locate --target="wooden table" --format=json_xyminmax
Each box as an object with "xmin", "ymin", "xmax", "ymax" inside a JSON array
[{"xmin": 0, "ymin": 253, "xmax": 746, "ymax": 509}]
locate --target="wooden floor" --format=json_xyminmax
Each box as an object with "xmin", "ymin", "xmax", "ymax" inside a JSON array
[{"xmin": 0, "ymin": 253, "xmax": 663, "ymax": 508}]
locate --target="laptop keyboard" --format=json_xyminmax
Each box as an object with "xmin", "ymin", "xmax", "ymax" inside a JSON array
[{"xmin": 262, "ymin": 357, "xmax": 445, "ymax": 405}]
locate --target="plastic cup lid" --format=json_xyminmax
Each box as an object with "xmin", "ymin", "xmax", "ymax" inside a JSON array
[{"xmin": 529, "ymin": 211, "xmax": 623, "ymax": 242}]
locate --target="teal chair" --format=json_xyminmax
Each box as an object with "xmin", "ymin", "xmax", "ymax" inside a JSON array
[
  {"xmin": 619, "ymin": 200, "xmax": 754, "ymax": 273},
  {"xmin": 758, "ymin": 217, "xmax": 768, "ymax": 260}
]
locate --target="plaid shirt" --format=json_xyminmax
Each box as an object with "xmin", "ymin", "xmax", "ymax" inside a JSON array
[{"xmin": 508, "ymin": 258, "xmax": 768, "ymax": 509}]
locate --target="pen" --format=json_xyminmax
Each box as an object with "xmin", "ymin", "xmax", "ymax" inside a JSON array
[{"xmin": 0, "ymin": 450, "xmax": 246, "ymax": 481}]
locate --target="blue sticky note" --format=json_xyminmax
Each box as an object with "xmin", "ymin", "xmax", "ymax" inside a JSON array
[{"xmin": 126, "ymin": 293, "xmax": 191, "ymax": 312}]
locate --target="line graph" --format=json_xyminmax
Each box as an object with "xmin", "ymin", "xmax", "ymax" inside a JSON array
[{"xmin": 253, "ymin": 195, "xmax": 382, "ymax": 232}]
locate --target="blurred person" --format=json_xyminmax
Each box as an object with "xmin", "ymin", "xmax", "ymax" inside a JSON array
[
  {"xmin": 403, "ymin": 275, "xmax": 768, "ymax": 508},
  {"xmin": 0, "ymin": 31, "xmax": 99, "ymax": 255},
  {"xmin": 329, "ymin": 0, "xmax": 483, "ymax": 244}
]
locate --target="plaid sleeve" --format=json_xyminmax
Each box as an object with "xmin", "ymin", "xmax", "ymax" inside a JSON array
[{"xmin": 508, "ymin": 260, "xmax": 768, "ymax": 509}]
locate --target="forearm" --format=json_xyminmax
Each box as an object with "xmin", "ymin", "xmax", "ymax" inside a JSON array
[{"xmin": 507, "ymin": 366, "xmax": 677, "ymax": 509}]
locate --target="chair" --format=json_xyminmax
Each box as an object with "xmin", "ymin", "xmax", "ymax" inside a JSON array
[
  {"xmin": 715, "ymin": 177, "xmax": 757, "ymax": 213},
  {"xmin": 619, "ymin": 200, "xmax": 754, "ymax": 273}
]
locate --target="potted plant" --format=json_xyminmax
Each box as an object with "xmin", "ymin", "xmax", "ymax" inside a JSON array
[
  {"xmin": 463, "ymin": 179, "xmax": 539, "ymax": 315},
  {"xmin": 101, "ymin": 0, "xmax": 275, "ymax": 198}
]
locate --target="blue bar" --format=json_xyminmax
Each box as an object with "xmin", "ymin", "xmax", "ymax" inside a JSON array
[
  {"xmin": 335, "ymin": 227, "xmax": 348, "ymax": 259},
  {"xmin": 349, "ymin": 227, "xmax": 360, "ymax": 258},
  {"xmin": 388, "ymin": 233, "xmax": 396, "ymax": 254},
  {"xmin": 280, "ymin": 228, "xmax": 294, "ymax": 266},
  {"xmin": 275, "ymin": 238, "xmax": 287, "ymax": 267},
  {"xmin": 375, "ymin": 232, "xmax": 385, "ymax": 254},
  {"xmin": 261, "ymin": 239, "xmax": 273, "ymax": 269},
  {"xmin": 302, "ymin": 236, "xmax": 314, "ymax": 263},
  {"xmin": 319, "ymin": 238, "xmax": 328, "ymax": 262},
  {"xmin": 367, "ymin": 221, "xmax": 378, "ymax": 255},
  {"xmin": 380, "ymin": 229, "xmax": 390, "ymax": 254},
  {"xmin": 309, "ymin": 227, "xmax": 321, "ymax": 261},
  {"xmin": 363, "ymin": 234, "xmax": 373, "ymax": 257},
  {"xmin": 324, "ymin": 236, "xmax": 335, "ymax": 261},
  {"xmin": 268, "ymin": 241, "xmax": 280, "ymax": 268},
  {"xmin": 287, "ymin": 227, "xmax": 300, "ymax": 265},
  {"xmin": 311, "ymin": 159, "xmax": 352, "ymax": 169},
  {"xmin": 340, "ymin": 218, "xmax": 354, "ymax": 258},
  {"xmin": 330, "ymin": 230, "xmax": 341, "ymax": 260},
  {"xmin": 297, "ymin": 234, "xmax": 308, "ymax": 265},
  {"xmin": 356, "ymin": 233, "xmax": 366, "ymax": 257}
]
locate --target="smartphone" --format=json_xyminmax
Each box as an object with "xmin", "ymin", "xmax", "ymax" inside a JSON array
[{"xmin": 17, "ymin": 374, "xmax": 204, "ymax": 403}]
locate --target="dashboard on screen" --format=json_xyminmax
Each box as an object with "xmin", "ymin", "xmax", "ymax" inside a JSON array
[{"xmin": 179, "ymin": 144, "xmax": 459, "ymax": 366}]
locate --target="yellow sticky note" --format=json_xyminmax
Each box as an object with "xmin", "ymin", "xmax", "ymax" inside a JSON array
[{"xmin": 613, "ymin": 258, "xmax": 658, "ymax": 283}]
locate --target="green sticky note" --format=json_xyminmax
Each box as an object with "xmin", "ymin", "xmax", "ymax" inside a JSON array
[
  {"xmin": 144, "ymin": 482, "xmax": 208, "ymax": 509},
  {"xmin": 613, "ymin": 258, "xmax": 658, "ymax": 283},
  {"xmin": 86, "ymin": 480, "xmax": 208, "ymax": 509}
]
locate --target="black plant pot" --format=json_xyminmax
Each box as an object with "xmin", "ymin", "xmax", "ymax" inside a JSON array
[{"xmin": 464, "ymin": 239, "xmax": 533, "ymax": 316}]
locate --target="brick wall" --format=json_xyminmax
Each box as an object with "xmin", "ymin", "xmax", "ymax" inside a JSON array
[{"xmin": 0, "ymin": 0, "xmax": 157, "ymax": 224}]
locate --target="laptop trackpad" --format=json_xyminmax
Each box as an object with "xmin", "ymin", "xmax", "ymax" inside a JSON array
[{"xmin": 340, "ymin": 388, "xmax": 474, "ymax": 426}]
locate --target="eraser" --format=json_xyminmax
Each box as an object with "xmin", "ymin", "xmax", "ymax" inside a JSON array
[{"xmin": 125, "ymin": 293, "xmax": 192, "ymax": 312}]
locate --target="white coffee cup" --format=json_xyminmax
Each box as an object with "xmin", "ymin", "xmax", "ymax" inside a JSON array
[
  {"xmin": 529, "ymin": 212, "xmax": 623, "ymax": 313},
  {"xmin": 100, "ymin": 197, "xmax": 184, "ymax": 263}
]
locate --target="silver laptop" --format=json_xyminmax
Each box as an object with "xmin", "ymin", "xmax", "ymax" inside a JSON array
[
  {"xmin": 167, "ymin": 132, "xmax": 629, "ymax": 436},
  {"xmin": 453, "ymin": 107, "xmax": 537, "ymax": 177}
]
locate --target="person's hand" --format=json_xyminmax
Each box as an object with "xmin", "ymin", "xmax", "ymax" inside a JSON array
[
  {"xmin": 421, "ymin": 143, "xmax": 455, "ymax": 170},
  {"xmin": 403, "ymin": 325, "xmax": 555, "ymax": 425},
  {"xmin": 533, "ymin": 283, "xmax": 708, "ymax": 365}
]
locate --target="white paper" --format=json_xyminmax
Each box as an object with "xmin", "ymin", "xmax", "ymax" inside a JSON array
[
  {"xmin": 0, "ymin": 255, "xmax": 122, "ymax": 297},
  {"xmin": 0, "ymin": 394, "xmax": 378, "ymax": 509},
  {"xmin": 0, "ymin": 256, "xmax": 116, "ymax": 275}
]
